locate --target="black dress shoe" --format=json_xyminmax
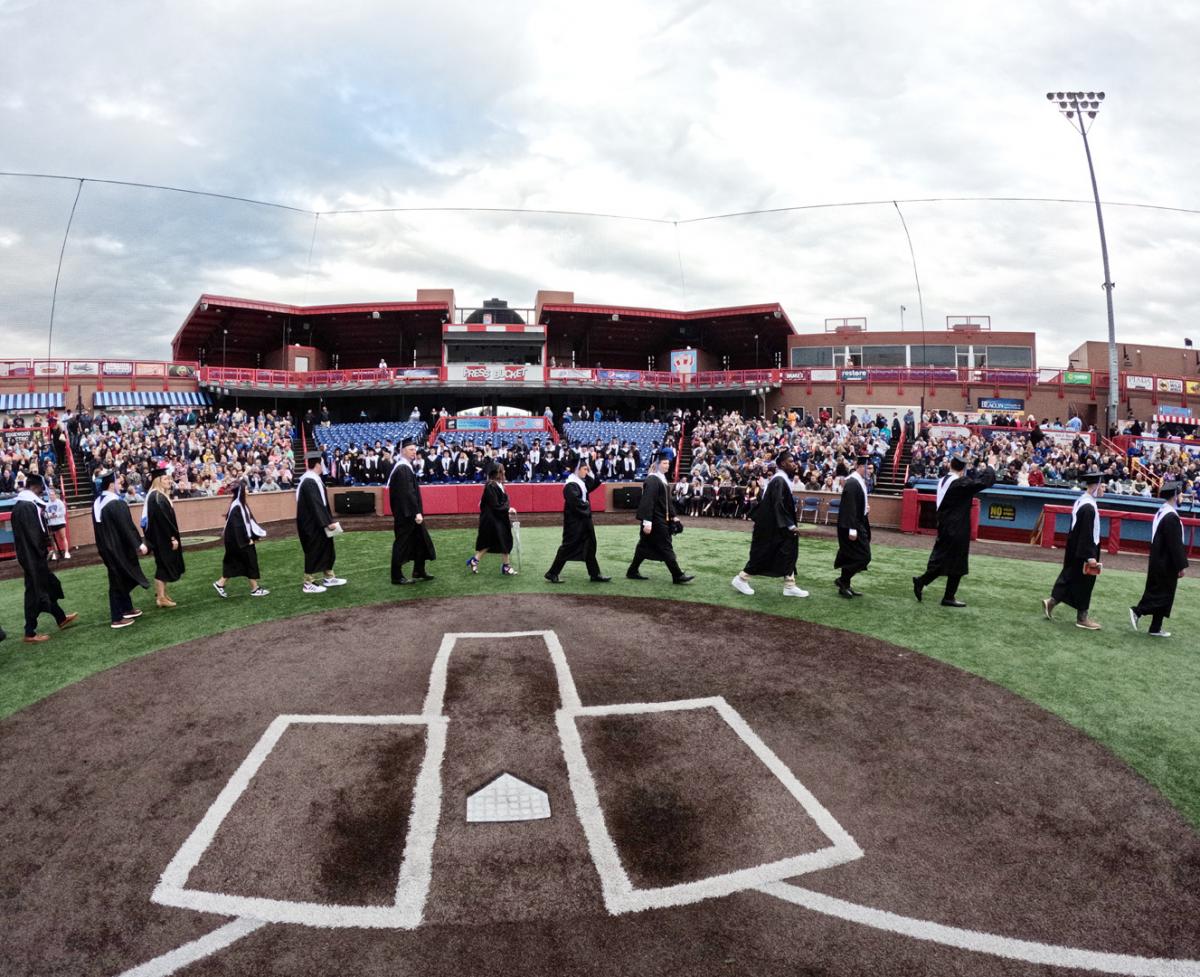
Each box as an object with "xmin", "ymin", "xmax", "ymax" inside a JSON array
[
  {"xmin": 912, "ymin": 576, "xmax": 924, "ymax": 602},
  {"xmin": 413, "ymin": 573, "xmax": 435, "ymax": 581},
  {"xmin": 626, "ymin": 571, "xmax": 649, "ymax": 580},
  {"xmin": 589, "ymin": 575, "xmax": 612, "ymax": 583},
  {"xmin": 392, "ymin": 577, "xmax": 414, "ymax": 586},
  {"xmin": 848, "ymin": 587, "xmax": 864, "ymax": 597},
  {"xmin": 837, "ymin": 586, "xmax": 855, "ymax": 599},
  {"xmin": 673, "ymin": 574, "xmax": 695, "ymax": 585},
  {"xmin": 941, "ymin": 598, "xmax": 967, "ymax": 608},
  {"xmin": 544, "ymin": 573, "xmax": 563, "ymax": 584}
]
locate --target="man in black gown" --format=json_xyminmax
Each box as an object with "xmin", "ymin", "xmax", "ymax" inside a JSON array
[
  {"xmin": 913, "ymin": 452, "xmax": 997, "ymax": 607},
  {"xmin": 389, "ymin": 438, "xmax": 436, "ymax": 584},
  {"xmin": 627, "ymin": 451, "xmax": 693, "ymax": 584},
  {"xmin": 1043, "ymin": 471, "xmax": 1105, "ymax": 630},
  {"xmin": 1130, "ymin": 482, "xmax": 1189, "ymax": 638},
  {"xmin": 93, "ymin": 472, "xmax": 149, "ymax": 629},
  {"xmin": 731, "ymin": 452, "xmax": 808, "ymax": 597},
  {"xmin": 12, "ymin": 473, "xmax": 77, "ymax": 643},
  {"xmin": 834, "ymin": 455, "xmax": 872, "ymax": 598},
  {"xmin": 296, "ymin": 453, "xmax": 345, "ymax": 594},
  {"xmin": 545, "ymin": 456, "xmax": 610, "ymax": 583}
]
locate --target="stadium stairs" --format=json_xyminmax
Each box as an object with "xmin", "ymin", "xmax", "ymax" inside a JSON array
[
  {"xmin": 64, "ymin": 443, "xmax": 93, "ymax": 509},
  {"xmin": 872, "ymin": 433, "xmax": 912, "ymax": 497}
]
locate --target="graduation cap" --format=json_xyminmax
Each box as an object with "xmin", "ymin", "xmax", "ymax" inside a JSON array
[
  {"xmin": 949, "ymin": 456, "xmax": 968, "ymax": 471},
  {"xmin": 1159, "ymin": 481, "xmax": 1181, "ymax": 499},
  {"xmin": 1080, "ymin": 471, "xmax": 1102, "ymax": 485},
  {"xmin": 99, "ymin": 472, "xmax": 116, "ymax": 491},
  {"xmin": 401, "ymin": 437, "xmax": 416, "ymax": 448},
  {"xmin": 652, "ymin": 449, "xmax": 671, "ymax": 463},
  {"xmin": 855, "ymin": 454, "xmax": 870, "ymax": 467}
]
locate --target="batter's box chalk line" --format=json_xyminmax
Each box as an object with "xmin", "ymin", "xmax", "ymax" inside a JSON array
[{"xmin": 115, "ymin": 630, "xmax": 1200, "ymax": 977}]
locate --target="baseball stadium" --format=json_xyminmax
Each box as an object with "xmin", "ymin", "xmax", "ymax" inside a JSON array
[{"xmin": 3, "ymin": 271, "xmax": 1200, "ymax": 977}]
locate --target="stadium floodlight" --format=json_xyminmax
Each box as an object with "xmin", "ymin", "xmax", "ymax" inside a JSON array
[{"xmin": 1046, "ymin": 88, "xmax": 1118, "ymax": 432}]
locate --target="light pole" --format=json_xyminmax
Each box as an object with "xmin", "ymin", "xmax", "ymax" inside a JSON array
[
  {"xmin": 222, "ymin": 329, "xmax": 228, "ymax": 369},
  {"xmin": 900, "ymin": 305, "xmax": 906, "ymax": 331},
  {"xmin": 754, "ymin": 333, "xmax": 759, "ymax": 369},
  {"xmin": 1047, "ymin": 90, "xmax": 1118, "ymax": 433}
]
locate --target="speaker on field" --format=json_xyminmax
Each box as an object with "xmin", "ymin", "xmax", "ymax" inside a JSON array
[
  {"xmin": 612, "ymin": 486, "xmax": 642, "ymax": 509},
  {"xmin": 334, "ymin": 491, "xmax": 376, "ymax": 515}
]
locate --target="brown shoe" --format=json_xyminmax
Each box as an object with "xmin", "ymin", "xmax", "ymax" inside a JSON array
[
  {"xmin": 156, "ymin": 597, "xmax": 177, "ymax": 608},
  {"xmin": 58, "ymin": 613, "xmax": 79, "ymax": 630},
  {"xmin": 23, "ymin": 634, "xmax": 50, "ymax": 644},
  {"xmin": 1075, "ymin": 617, "xmax": 1102, "ymax": 631}
]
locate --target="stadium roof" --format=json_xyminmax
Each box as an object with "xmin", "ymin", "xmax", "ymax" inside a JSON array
[
  {"xmin": 171, "ymin": 294, "xmax": 452, "ymax": 366},
  {"xmin": 538, "ymin": 301, "xmax": 796, "ymax": 362}
]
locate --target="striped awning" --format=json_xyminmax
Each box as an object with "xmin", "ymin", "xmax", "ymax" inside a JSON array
[
  {"xmin": 1154, "ymin": 413, "xmax": 1196, "ymax": 425},
  {"xmin": 94, "ymin": 390, "xmax": 212, "ymax": 407},
  {"xmin": 0, "ymin": 392, "xmax": 65, "ymax": 411}
]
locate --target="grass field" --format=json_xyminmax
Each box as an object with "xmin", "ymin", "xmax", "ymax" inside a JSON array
[{"xmin": 2, "ymin": 525, "xmax": 1198, "ymax": 830}]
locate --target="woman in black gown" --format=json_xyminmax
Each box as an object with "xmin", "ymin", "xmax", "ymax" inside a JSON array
[
  {"xmin": 143, "ymin": 470, "xmax": 185, "ymax": 608},
  {"xmin": 468, "ymin": 463, "xmax": 518, "ymax": 575},
  {"xmin": 214, "ymin": 480, "xmax": 270, "ymax": 598}
]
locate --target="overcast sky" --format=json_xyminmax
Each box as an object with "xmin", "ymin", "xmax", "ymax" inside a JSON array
[{"xmin": 3, "ymin": 0, "xmax": 1200, "ymax": 367}]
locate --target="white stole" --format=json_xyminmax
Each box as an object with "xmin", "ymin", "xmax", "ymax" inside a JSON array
[
  {"xmin": 849, "ymin": 471, "xmax": 871, "ymax": 514},
  {"xmin": 296, "ymin": 469, "xmax": 328, "ymax": 507},
  {"xmin": 17, "ymin": 489, "xmax": 48, "ymax": 534},
  {"xmin": 1151, "ymin": 502, "xmax": 1180, "ymax": 543},
  {"xmin": 93, "ymin": 490, "xmax": 120, "ymax": 523},
  {"xmin": 387, "ymin": 455, "xmax": 412, "ymax": 487},
  {"xmin": 936, "ymin": 473, "xmax": 958, "ymax": 510},
  {"xmin": 566, "ymin": 473, "xmax": 589, "ymax": 500},
  {"xmin": 1071, "ymin": 492, "xmax": 1100, "ymax": 546}
]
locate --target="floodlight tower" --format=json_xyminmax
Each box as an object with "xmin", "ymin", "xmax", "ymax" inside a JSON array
[{"xmin": 1046, "ymin": 90, "xmax": 1118, "ymax": 433}]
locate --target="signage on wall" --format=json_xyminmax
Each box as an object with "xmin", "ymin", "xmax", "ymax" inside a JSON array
[
  {"xmin": 669, "ymin": 349, "xmax": 698, "ymax": 375},
  {"xmin": 1157, "ymin": 377, "xmax": 1184, "ymax": 393},
  {"xmin": 69, "ymin": 361, "xmax": 100, "ymax": 376},
  {"xmin": 548, "ymin": 368, "xmax": 594, "ymax": 380},
  {"xmin": 987, "ymin": 503, "xmax": 1016, "ymax": 522},
  {"xmin": 1062, "ymin": 371, "xmax": 1092, "ymax": 385},
  {"xmin": 840, "ymin": 369, "xmax": 868, "ymax": 381},
  {"xmin": 780, "ymin": 370, "xmax": 809, "ymax": 383},
  {"xmin": 1125, "ymin": 374, "xmax": 1154, "ymax": 391},
  {"xmin": 101, "ymin": 361, "xmax": 134, "ymax": 376},
  {"xmin": 809, "ymin": 369, "xmax": 838, "ymax": 382},
  {"xmin": 978, "ymin": 397, "xmax": 1024, "ymax": 411}
]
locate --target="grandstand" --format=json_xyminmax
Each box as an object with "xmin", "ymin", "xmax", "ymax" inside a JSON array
[
  {"xmin": 563, "ymin": 421, "xmax": 669, "ymax": 478},
  {"xmin": 311, "ymin": 421, "xmax": 429, "ymax": 453}
]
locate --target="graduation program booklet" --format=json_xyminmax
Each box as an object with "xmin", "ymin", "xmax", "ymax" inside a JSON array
[{"xmin": 324, "ymin": 523, "xmax": 344, "ymax": 538}]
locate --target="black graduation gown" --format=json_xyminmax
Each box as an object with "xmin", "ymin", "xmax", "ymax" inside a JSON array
[
  {"xmin": 12, "ymin": 499, "xmax": 65, "ymax": 611},
  {"xmin": 923, "ymin": 467, "xmax": 995, "ymax": 578},
  {"xmin": 144, "ymin": 491, "xmax": 185, "ymax": 582},
  {"xmin": 633, "ymin": 475, "xmax": 678, "ymax": 564},
  {"xmin": 1050, "ymin": 498, "xmax": 1100, "ymax": 611},
  {"xmin": 1133, "ymin": 508, "xmax": 1189, "ymax": 618},
  {"xmin": 557, "ymin": 475, "xmax": 600, "ymax": 562},
  {"xmin": 94, "ymin": 498, "xmax": 150, "ymax": 594},
  {"xmin": 475, "ymin": 481, "xmax": 513, "ymax": 553},
  {"xmin": 296, "ymin": 475, "xmax": 336, "ymax": 574},
  {"xmin": 835, "ymin": 476, "xmax": 872, "ymax": 572},
  {"xmin": 389, "ymin": 462, "xmax": 436, "ymax": 574},
  {"xmin": 222, "ymin": 504, "xmax": 261, "ymax": 579},
  {"xmin": 743, "ymin": 475, "xmax": 798, "ymax": 577}
]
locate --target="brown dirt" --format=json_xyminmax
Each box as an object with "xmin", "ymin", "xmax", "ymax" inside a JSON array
[{"xmin": 0, "ymin": 596, "xmax": 1197, "ymax": 977}]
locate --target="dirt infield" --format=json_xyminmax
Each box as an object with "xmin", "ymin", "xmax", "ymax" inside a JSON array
[{"xmin": 1, "ymin": 595, "xmax": 1198, "ymax": 976}]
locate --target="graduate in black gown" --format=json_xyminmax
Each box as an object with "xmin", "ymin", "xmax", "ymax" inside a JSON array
[
  {"xmin": 92, "ymin": 472, "xmax": 149, "ymax": 629},
  {"xmin": 470, "ymin": 462, "xmax": 518, "ymax": 576},
  {"xmin": 1043, "ymin": 471, "xmax": 1105, "ymax": 630},
  {"xmin": 730, "ymin": 452, "xmax": 808, "ymax": 597},
  {"xmin": 297, "ymin": 453, "xmax": 345, "ymax": 594},
  {"xmin": 214, "ymin": 480, "xmax": 269, "ymax": 598},
  {"xmin": 143, "ymin": 469, "xmax": 185, "ymax": 608},
  {"xmin": 12, "ymin": 473, "xmax": 77, "ymax": 643},
  {"xmin": 1130, "ymin": 482, "xmax": 1189, "ymax": 638},
  {"xmin": 389, "ymin": 438, "xmax": 436, "ymax": 584},
  {"xmin": 545, "ymin": 456, "xmax": 610, "ymax": 583},
  {"xmin": 834, "ymin": 455, "xmax": 873, "ymax": 597},
  {"xmin": 628, "ymin": 450, "xmax": 693, "ymax": 584},
  {"xmin": 912, "ymin": 452, "xmax": 997, "ymax": 607}
]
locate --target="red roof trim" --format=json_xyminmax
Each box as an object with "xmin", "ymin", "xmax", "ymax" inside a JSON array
[{"xmin": 539, "ymin": 302, "xmax": 795, "ymax": 332}]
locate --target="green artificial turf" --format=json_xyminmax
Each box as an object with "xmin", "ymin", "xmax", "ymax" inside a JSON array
[{"xmin": 2, "ymin": 526, "xmax": 1199, "ymax": 830}]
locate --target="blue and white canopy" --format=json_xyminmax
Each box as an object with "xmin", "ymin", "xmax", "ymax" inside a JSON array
[
  {"xmin": 0, "ymin": 392, "xmax": 65, "ymax": 412},
  {"xmin": 93, "ymin": 390, "xmax": 212, "ymax": 407}
]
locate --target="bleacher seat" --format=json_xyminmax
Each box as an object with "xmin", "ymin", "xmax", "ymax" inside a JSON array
[
  {"xmin": 565, "ymin": 421, "xmax": 668, "ymax": 478},
  {"xmin": 314, "ymin": 421, "xmax": 428, "ymax": 452}
]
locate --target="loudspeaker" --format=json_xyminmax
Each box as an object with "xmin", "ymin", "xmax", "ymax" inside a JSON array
[
  {"xmin": 335, "ymin": 491, "xmax": 376, "ymax": 515},
  {"xmin": 611, "ymin": 486, "xmax": 642, "ymax": 509}
]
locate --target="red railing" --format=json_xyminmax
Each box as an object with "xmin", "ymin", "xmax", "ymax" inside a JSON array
[
  {"xmin": 0, "ymin": 359, "xmax": 200, "ymax": 392},
  {"xmin": 891, "ymin": 425, "xmax": 906, "ymax": 479}
]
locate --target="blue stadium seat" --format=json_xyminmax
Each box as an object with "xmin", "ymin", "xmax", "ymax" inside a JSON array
[
  {"xmin": 314, "ymin": 421, "xmax": 428, "ymax": 453},
  {"xmin": 565, "ymin": 421, "xmax": 669, "ymax": 478}
]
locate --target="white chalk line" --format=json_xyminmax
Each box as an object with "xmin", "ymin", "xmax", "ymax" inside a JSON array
[
  {"xmin": 759, "ymin": 882, "xmax": 1200, "ymax": 977},
  {"xmin": 114, "ymin": 918, "xmax": 266, "ymax": 977}
]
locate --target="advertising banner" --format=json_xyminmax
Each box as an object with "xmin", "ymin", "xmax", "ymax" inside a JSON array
[
  {"xmin": 394, "ymin": 367, "xmax": 439, "ymax": 379},
  {"xmin": 1158, "ymin": 377, "xmax": 1184, "ymax": 393},
  {"xmin": 978, "ymin": 397, "xmax": 1025, "ymax": 412},
  {"xmin": 596, "ymin": 369, "xmax": 640, "ymax": 382},
  {"xmin": 33, "ymin": 361, "xmax": 65, "ymax": 377},
  {"xmin": 1125, "ymin": 374, "xmax": 1154, "ymax": 391},
  {"xmin": 669, "ymin": 349, "xmax": 698, "ymax": 375},
  {"xmin": 496, "ymin": 417, "xmax": 547, "ymax": 431},
  {"xmin": 779, "ymin": 370, "xmax": 809, "ymax": 383},
  {"xmin": 0, "ymin": 361, "xmax": 32, "ymax": 377},
  {"xmin": 1188, "ymin": 380, "xmax": 1200, "ymax": 395},
  {"xmin": 1038, "ymin": 368, "xmax": 1063, "ymax": 383},
  {"xmin": 69, "ymin": 361, "xmax": 100, "ymax": 376},
  {"xmin": 928, "ymin": 424, "xmax": 971, "ymax": 440},
  {"xmin": 840, "ymin": 369, "xmax": 868, "ymax": 381},
  {"xmin": 167, "ymin": 364, "xmax": 197, "ymax": 378},
  {"xmin": 450, "ymin": 364, "xmax": 544, "ymax": 383},
  {"xmin": 1063, "ymin": 371, "xmax": 1092, "ymax": 385},
  {"xmin": 135, "ymin": 362, "xmax": 166, "ymax": 377},
  {"xmin": 447, "ymin": 417, "xmax": 491, "ymax": 431},
  {"xmin": 548, "ymin": 368, "xmax": 595, "ymax": 380},
  {"xmin": 101, "ymin": 361, "xmax": 134, "ymax": 377}
]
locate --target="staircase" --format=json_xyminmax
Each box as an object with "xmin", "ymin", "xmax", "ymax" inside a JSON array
[
  {"xmin": 63, "ymin": 443, "xmax": 93, "ymax": 509},
  {"xmin": 290, "ymin": 428, "xmax": 307, "ymax": 480},
  {"xmin": 674, "ymin": 416, "xmax": 696, "ymax": 481},
  {"xmin": 872, "ymin": 434, "xmax": 913, "ymax": 497}
]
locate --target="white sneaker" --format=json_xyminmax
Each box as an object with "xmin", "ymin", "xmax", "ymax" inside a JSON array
[
  {"xmin": 731, "ymin": 575, "xmax": 754, "ymax": 596},
  {"xmin": 250, "ymin": 587, "xmax": 270, "ymax": 597},
  {"xmin": 322, "ymin": 576, "xmax": 347, "ymax": 587},
  {"xmin": 63, "ymin": 551, "xmax": 70, "ymax": 559},
  {"xmin": 1149, "ymin": 630, "xmax": 1171, "ymax": 638},
  {"xmin": 302, "ymin": 582, "xmax": 327, "ymax": 594},
  {"xmin": 782, "ymin": 585, "xmax": 809, "ymax": 597},
  {"xmin": 1129, "ymin": 608, "xmax": 1140, "ymax": 632}
]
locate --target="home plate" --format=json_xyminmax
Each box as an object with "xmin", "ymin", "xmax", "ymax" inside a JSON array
[{"xmin": 467, "ymin": 773, "xmax": 551, "ymax": 822}]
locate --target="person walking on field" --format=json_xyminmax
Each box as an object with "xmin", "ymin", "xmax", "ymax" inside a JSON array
[
  {"xmin": 214, "ymin": 480, "xmax": 269, "ymax": 598},
  {"xmin": 389, "ymin": 438, "xmax": 436, "ymax": 584},
  {"xmin": 11, "ymin": 473, "xmax": 77, "ymax": 643},
  {"xmin": 1130, "ymin": 482, "xmax": 1189, "ymax": 638},
  {"xmin": 834, "ymin": 455, "xmax": 872, "ymax": 598},
  {"xmin": 1043, "ymin": 472, "xmax": 1105, "ymax": 630},
  {"xmin": 469, "ymin": 462, "xmax": 518, "ymax": 576},
  {"xmin": 296, "ymin": 453, "xmax": 346, "ymax": 594},
  {"xmin": 628, "ymin": 450, "xmax": 693, "ymax": 585},
  {"xmin": 93, "ymin": 472, "xmax": 150, "ymax": 629},
  {"xmin": 143, "ymin": 467, "xmax": 185, "ymax": 608},
  {"xmin": 913, "ymin": 452, "xmax": 997, "ymax": 608},
  {"xmin": 545, "ymin": 456, "xmax": 610, "ymax": 584},
  {"xmin": 731, "ymin": 451, "xmax": 807, "ymax": 597}
]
